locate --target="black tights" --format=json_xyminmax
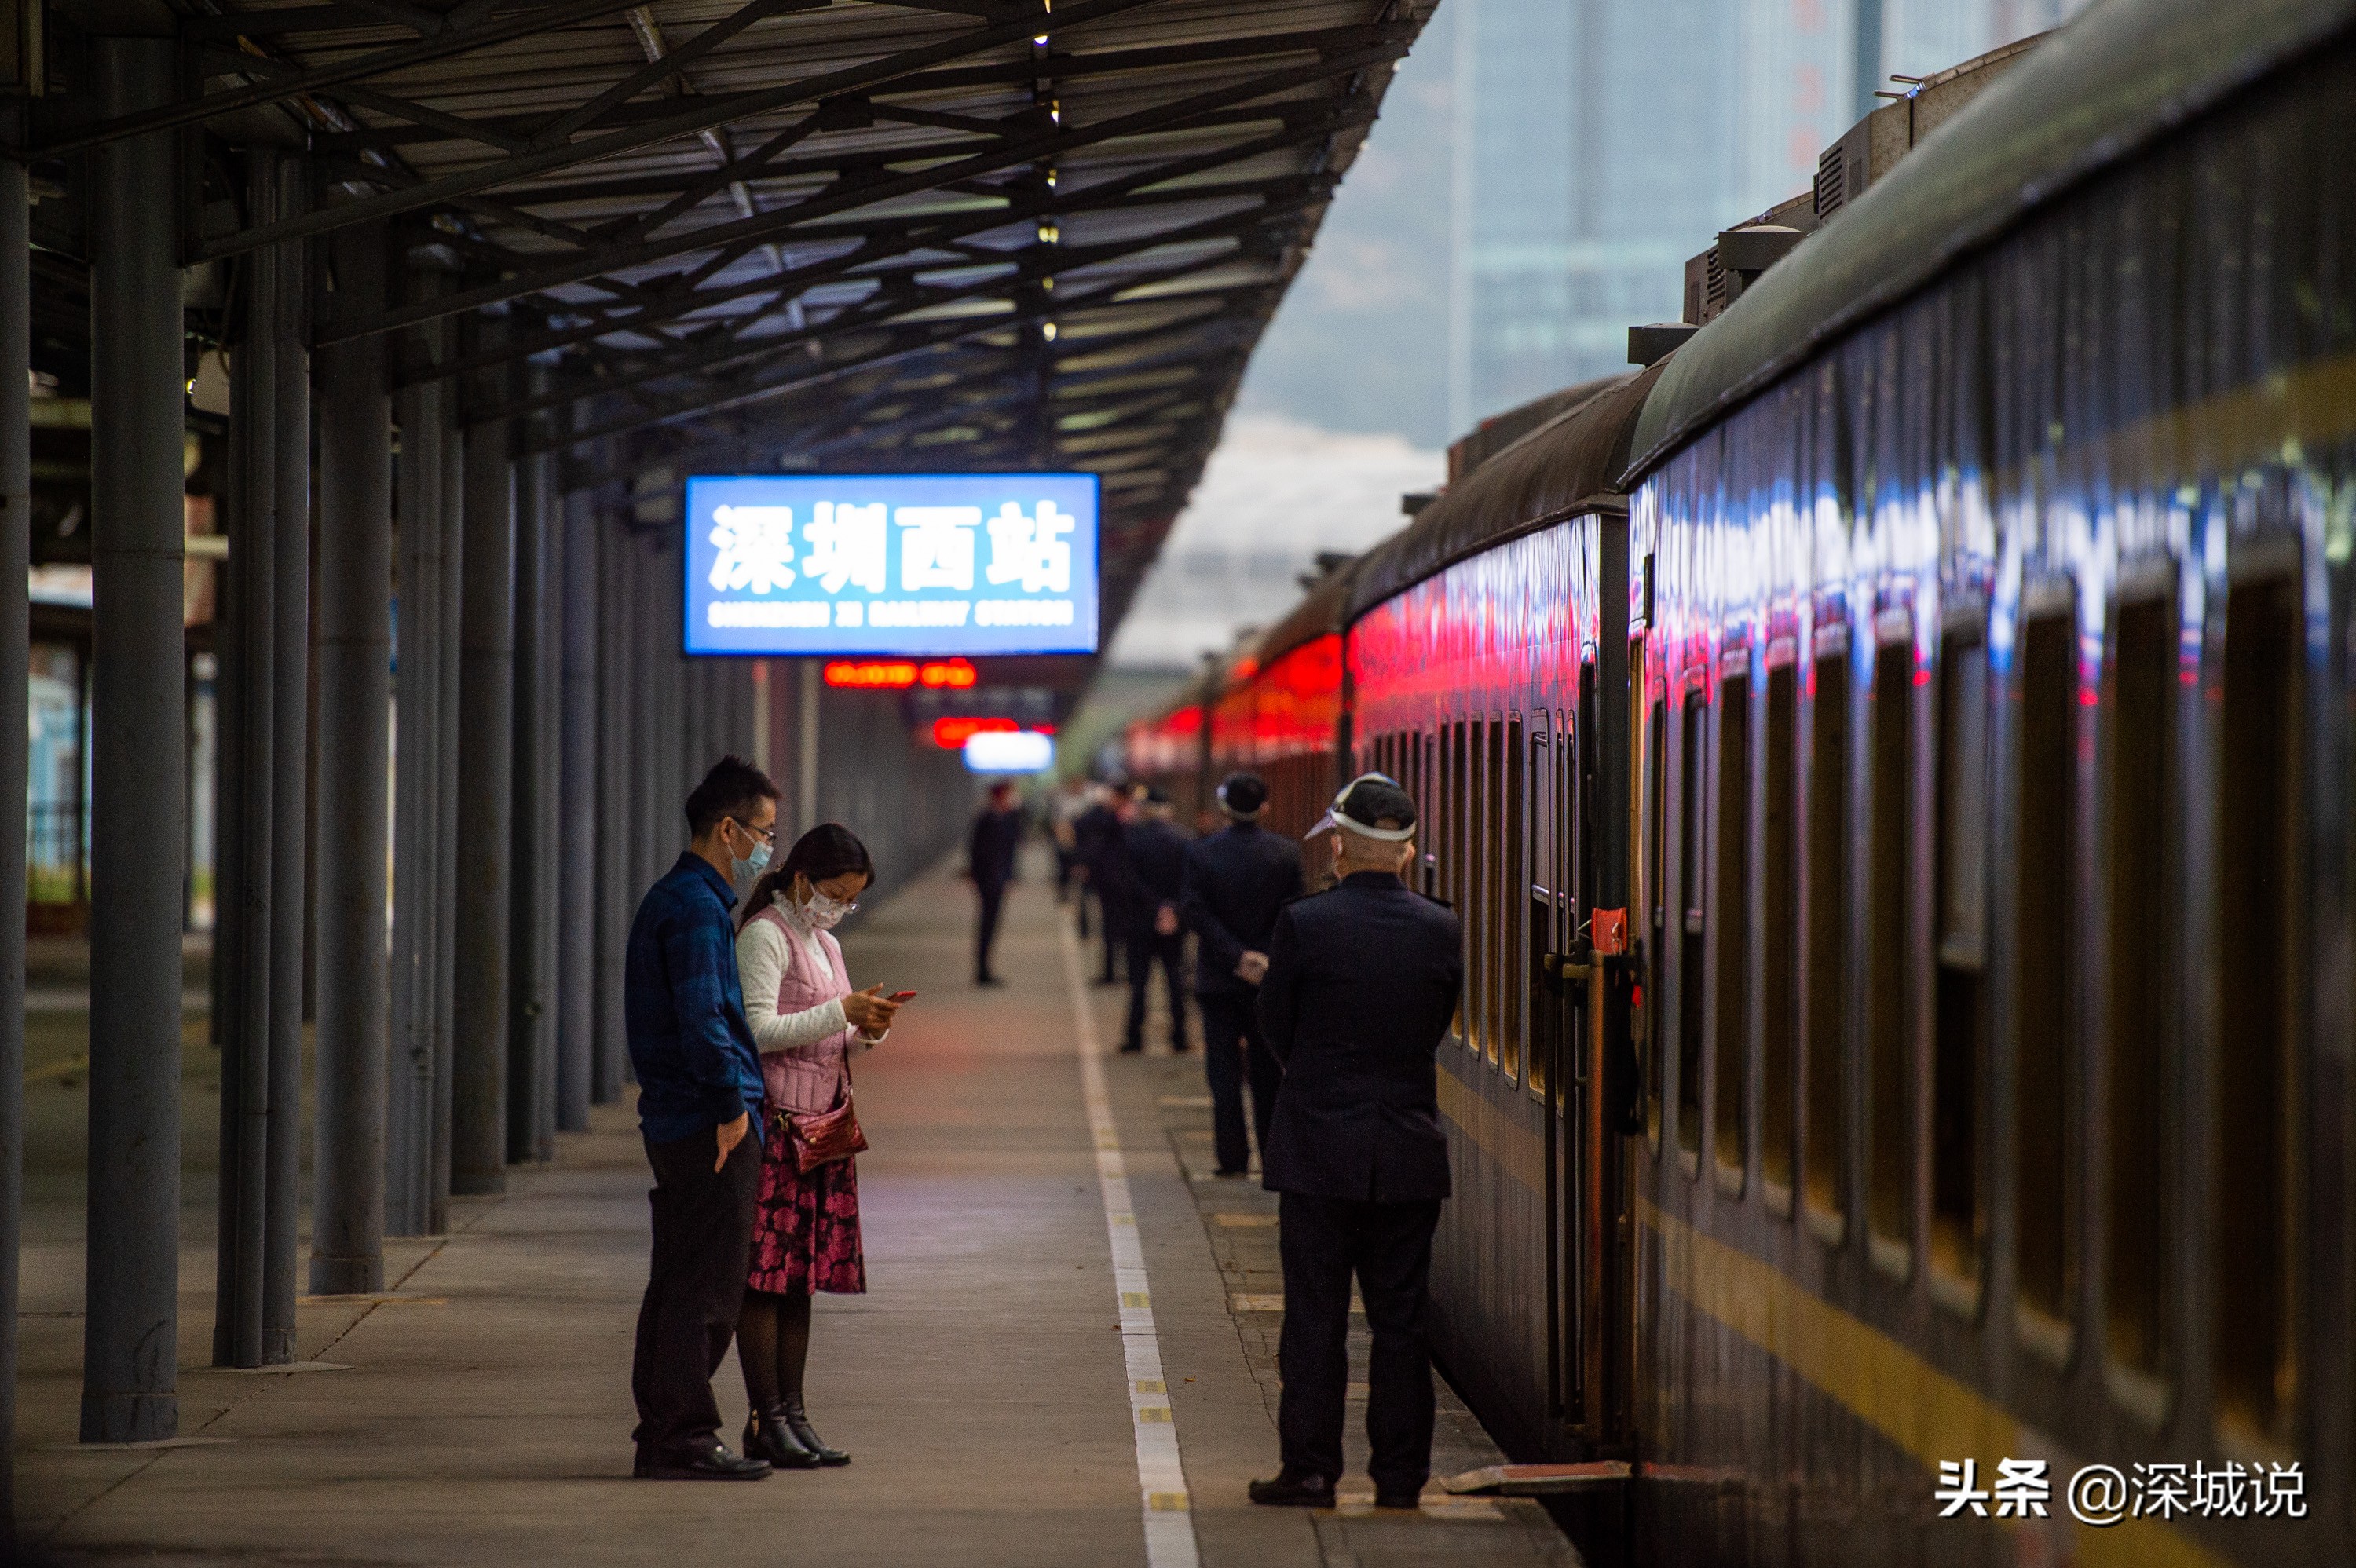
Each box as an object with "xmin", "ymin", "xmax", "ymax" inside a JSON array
[{"xmin": 737, "ymin": 1288, "xmax": 812, "ymax": 1413}]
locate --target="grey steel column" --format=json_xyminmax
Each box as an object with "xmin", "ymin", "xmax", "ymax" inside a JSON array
[
  {"xmin": 0, "ymin": 119, "xmax": 31, "ymax": 1524},
  {"xmin": 217, "ymin": 148, "xmax": 280, "ymax": 1364},
  {"xmin": 507, "ymin": 415, "xmax": 550, "ymax": 1164},
  {"xmin": 432, "ymin": 403, "xmax": 464, "ymax": 1229},
  {"xmin": 82, "ymin": 35, "xmax": 185, "ymax": 1442},
  {"xmin": 591, "ymin": 509, "xmax": 626, "ymax": 1104},
  {"xmin": 534, "ymin": 444, "xmax": 561, "ymax": 1151},
  {"xmin": 386, "ymin": 274, "xmax": 443, "ymax": 1236},
  {"xmin": 311, "ymin": 219, "xmax": 391, "ymax": 1296},
  {"xmin": 262, "ymin": 158, "xmax": 309, "ymax": 1362},
  {"xmin": 558, "ymin": 487, "xmax": 595, "ymax": 1130},
  {"xmin": 453, "ymin": 364, "xmax": 514, "ymax": 1196}
]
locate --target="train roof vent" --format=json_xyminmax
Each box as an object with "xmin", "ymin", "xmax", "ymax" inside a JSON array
[{"xmin": 1815, "ymin": 31, "xmax": 2048, "ymax": 219}]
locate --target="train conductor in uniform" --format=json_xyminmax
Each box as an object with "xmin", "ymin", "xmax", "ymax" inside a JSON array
[
  {"xmin": 1249, "ymin": 773, "xmax": 1461, "ymax": 1510},
  {"xmin": 1179, "ymin": 772, "xmax": 1303, "ymax": 1175}
]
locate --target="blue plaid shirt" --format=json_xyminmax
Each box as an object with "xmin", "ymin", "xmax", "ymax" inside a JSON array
[{"xmin": 624, "ymin": 852, "xmax": 765, "ymax": 1145}]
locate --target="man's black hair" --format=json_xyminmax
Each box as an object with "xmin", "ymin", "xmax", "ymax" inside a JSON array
[{"xmin": 684, "ymin": 755, "xmax": 780, "ymax": 839}]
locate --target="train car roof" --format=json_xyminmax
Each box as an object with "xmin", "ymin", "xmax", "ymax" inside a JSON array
[
  {"xmin": 1344, "ymin": 364, "xmax": 1665, "ymax": 623},
  {"xmin": 1221, "ymin": 563, "xmax": 1364, "ymax": 695},
  {"xmin": 1625, "ymin": 0, "xmax": 2356, "ymax": 479}
]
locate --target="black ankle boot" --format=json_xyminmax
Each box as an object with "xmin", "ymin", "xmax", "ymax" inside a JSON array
[
  {"xmin": 784, "ymin": 1398, "xmax": 850, "ymax": 1466},
  {"xmin": 743, "ymin": 1402, "xmax": 824, "ymax": 1470}
]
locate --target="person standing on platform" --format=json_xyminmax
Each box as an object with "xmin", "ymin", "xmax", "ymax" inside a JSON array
[
  {"xmin": 1051, "ymin": 776, "xmax": 1094, "ymax": 919},
  {"xmin": 1077, "ymin": 783, "xmax": 1134, "ymax": 985},
  {"xmin": 624, "ymin": 756, "xmax": 781, "ymax": 1482},
  {"xmin": 968, "ymin": 780, "xmax": 1023, "ymax": 986},
  {"xmin": 1249, "ymin": 775, "xmax": 1460, "ymax": 1511},
  {"xmin": 1180, "ymin": 772, "xmax": 1302, "ymax": 1175},
  {"xmin": 734, "ymin": 824, "xmax": 901, "ymax": 1472},
  {"xmin": 1121, "ymin": 785, "xmax": 1193, "ymax": 1054}
]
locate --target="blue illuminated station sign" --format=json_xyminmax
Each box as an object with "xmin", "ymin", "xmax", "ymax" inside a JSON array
[{"xmin": 683, "ymin": 471, "xmax": 1101, "ymax": 656}]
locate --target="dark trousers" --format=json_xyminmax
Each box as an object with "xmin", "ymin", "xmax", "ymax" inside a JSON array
[
  {"xmin": 1096, "ymin": 891, "xmax": 1129, "ymax": 981},
  {"xmin": 631, "ymin": 1124, "xmax": 763, "ymax": 1462},
  {"xmin": 1123, "ymin": 929, "xmax": 1187, "ymax": 1050},
  {"xmin": 1275, "ymin": 1191, "xmax": 1443, "ymax": 1494},
  {"xmin": 1197, "ymin": 989, "xmax": 1281, "ymax": 1173},
  {"xmin": 975, "ymin": 878, "xmax": 1008, "ymax": 979}
]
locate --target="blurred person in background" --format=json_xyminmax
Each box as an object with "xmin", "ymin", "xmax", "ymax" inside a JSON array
[
  {"xmin": 1180, "ymin": 772, "xmax": 1302, "ymax": 1175},
  {"xmin": 968, "ymin": 780, "xmax": 1023, "ymax": 986},
  {"xmin": 1051, "ymin": 776, "xmax": 1095, "ymax": 924},
  {"xmin": 1076, "ymin": 780, "xmax": 1132, "ymax": 985},
  {"xmin": 1120, "ymin": 785, "xmax": 1193, "ymax": 1054}
]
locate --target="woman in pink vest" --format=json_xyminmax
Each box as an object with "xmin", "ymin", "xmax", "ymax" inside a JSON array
[{"xmin": 733, "ymin": 824, "xmax": 903, "ymax": 1470}]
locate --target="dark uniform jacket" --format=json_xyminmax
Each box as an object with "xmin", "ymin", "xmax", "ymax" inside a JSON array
[
  {"xmin": 1075, "ymin": 803, "xmax": 1130, "ymax": 906},
  {"xmin": 1256, "ymin": 872, "xmax": 1462, "ymax": 1202},
  {"xmin": 968, "ymin": 805, "xmax": 1022, "ymax": 889},
  {"xmin": 1179, "ymin": 823, "xmax": 1303, "ymax": 999},
  {"xmin": 1121, "ymin": 816, "xmax": 1191, "ymax": 917}
]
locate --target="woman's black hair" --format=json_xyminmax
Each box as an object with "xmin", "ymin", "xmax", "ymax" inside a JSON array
[{"xmin": 739, "ymin": 822, "xmax": 876, "ymax": 930}]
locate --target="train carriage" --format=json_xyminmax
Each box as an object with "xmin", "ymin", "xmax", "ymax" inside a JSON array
[
  {"xmin": 1615, "ymin": 0, "xmax": 2354, "ymax": 1561},
  {"xmin": 1207, "ymin": 567, "xmax": 1361, "ymax": 842},
  {"xmin": 1179, "ymin": 0, "xmax": 2356, "ymax": 1562},
  {"xmin": 1343, "ymin": 366, "xmax": 1665, "ymax": 1464}
]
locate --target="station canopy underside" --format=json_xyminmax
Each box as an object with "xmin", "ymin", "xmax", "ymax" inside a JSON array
[{"xmin": 38, "ymin": 0, "xmax": 1429, "ymax": 651}]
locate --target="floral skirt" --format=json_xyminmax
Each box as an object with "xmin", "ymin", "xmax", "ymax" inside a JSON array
[{"xmin": 747, "ymin": 1106, "xmax": 867, "ymax": 1296}]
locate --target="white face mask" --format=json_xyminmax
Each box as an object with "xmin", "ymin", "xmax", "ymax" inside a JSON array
[{"xmin": 800, "ymin": 887, "xmax": 855, "ymax": 930}]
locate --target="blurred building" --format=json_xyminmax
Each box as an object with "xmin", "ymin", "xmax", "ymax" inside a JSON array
[{"xmin": 1447, "ymin": 0, "xmax": 2094, "ymax": 429}]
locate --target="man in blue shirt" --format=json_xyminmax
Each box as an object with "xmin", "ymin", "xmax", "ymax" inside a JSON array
[{"xmin": 625, "ymin": 755, "xmax": 778, "ymax": 1480}]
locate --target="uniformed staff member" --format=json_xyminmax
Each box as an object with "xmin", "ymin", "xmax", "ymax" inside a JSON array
[
  {"xmin": 1249, "ymin": 774, "xmax": 1460, "ymax": 1511},
  {"xmin": 1179, "ymin": 772, "xmax": 1302, "ymax": 1175},
  {"xmin": 1118, "ymin": 786, "xmax": 1192, "ymax": 1054}
]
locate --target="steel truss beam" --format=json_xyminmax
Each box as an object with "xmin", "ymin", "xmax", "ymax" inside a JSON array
[
  {"xmin": 191, "ymin": 0, "xmax": 1167, "ymax": 256},
  {"xmin": 385, "ymin": 108, "xmax": 1361, "ymax": 384},
  {"xmin": 322, "ymin": 38, "xmax": 1397, "ymax": 342}
]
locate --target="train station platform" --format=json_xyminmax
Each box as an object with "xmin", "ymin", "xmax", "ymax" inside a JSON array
[{"xmin": 9, "ymin": 854, "xmax": 1575, "ymax": 1568}]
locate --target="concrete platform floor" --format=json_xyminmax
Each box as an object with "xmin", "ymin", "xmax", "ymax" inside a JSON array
[{"xmin": 10, "ymin": 855, "xmax": 1575, "ymax": 1567}]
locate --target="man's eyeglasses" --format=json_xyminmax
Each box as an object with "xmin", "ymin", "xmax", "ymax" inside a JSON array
[{"xmin": 728, "ymin": 817, "xmax": 776, "ymax": 846}]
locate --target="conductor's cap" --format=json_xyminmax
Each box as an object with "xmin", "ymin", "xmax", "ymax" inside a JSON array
[
  {"xmin": 1306, "ymin": 773, "xmax": 1417, "ymax": 842},
  {"xmin": 1216, "ymin": 772, "xmax": 1268, "ymax": 817}
]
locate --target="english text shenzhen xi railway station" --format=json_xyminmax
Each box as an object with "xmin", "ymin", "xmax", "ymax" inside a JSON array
[{"xmin": 0, "ymin": 2, "xmax": 2351, "ymax": 1567}]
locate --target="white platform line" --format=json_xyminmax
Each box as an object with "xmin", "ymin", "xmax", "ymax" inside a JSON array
[{"xmin": 1061, "ymin": 917, "xmax": 1200, "ymax": 1568}]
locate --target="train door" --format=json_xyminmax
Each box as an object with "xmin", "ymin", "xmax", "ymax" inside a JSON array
[{"xmin": 1536, "ymin": 706, "xmax": 1579, "ymax": 1432}]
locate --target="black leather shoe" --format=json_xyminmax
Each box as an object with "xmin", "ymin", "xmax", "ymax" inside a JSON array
[
  {"xmin": 744, "ymin": 1405, "xmax": 824, "ymax": 1471},
  {"xmin": 1374, "ymin": 1489, "xmax": 1424, "ymax": 1509},
  {"xmin": 1118, "ymin": 1042, "xmax": 1144, "ymax": 1054},
  {"xmin": 785, "ymin": 1401, "xmax": 850, "ymax": 1466},
  {"xmin": 975, "ymin": 973, "xmax": 1005, "ymax": 987},
  {"xmin": 1249, "ymin": 1472, "xmax": 1336, "ymax": 1508},
  {"xmin": 1212, "ymin": 1167, "xmax": 1249, "ymax": 1179},
  {"xmin": 643, "ymin": 1442, "xmax": 771, "ymax": 1480}
]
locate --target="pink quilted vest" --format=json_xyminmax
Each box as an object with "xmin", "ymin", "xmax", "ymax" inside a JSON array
[{"xmin": 748, "ymin": 903, "xmax": 858, "ymax": 1113}]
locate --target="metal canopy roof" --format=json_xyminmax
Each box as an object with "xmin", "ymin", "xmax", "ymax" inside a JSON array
[{"xmin": 41, "ymin": 0, "xmax": 1434, "ymax": 645}]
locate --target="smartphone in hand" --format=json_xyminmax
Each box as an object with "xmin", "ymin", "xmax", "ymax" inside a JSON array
[{"xmin": 887, "ymin": 990, "xmax": 918, "ymax": 1003}]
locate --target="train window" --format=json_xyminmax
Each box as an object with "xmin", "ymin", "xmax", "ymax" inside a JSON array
[
  {"xmin": 1762, "ymin": 660, "xmax": 1797, "ymax": 1201},
  {"xmin": 2014, "ymin": 609, "xmax": 2077, "ymax": 1354},
  {"xmin": 1677, "ymin": 687, "xmax": 1706, "ymax": 1167},
  {"xmin": 1714, "ymin": 671, "xmax": 1751, "ymax": 1190},
  {"xmin": 1527, "ymin": 715, "xmax": 1553, "ymax": 1101},
  {"xmin": 1932, "ymin": 628, "xmax": 1989, "ymax": 1306},
  {"xmin": 1502, "ymin": 716, "xmax": 1525, "ymax": 1083},
  {"xmin": 1449, "ymin": 719, "xmax": 1468, "ymax": 1042},
  {"xmin": 2212, "ymin": 575, "xmax": 2299, "ymax": 1446},
  {"xmin": 1868, "ymin": 639, "xmax": 1914, "ymax": 1273},
  {"xmin": 1645, "ymin": 693, "xmax": 1665, "ymax": 1149},
  {"xmin": 2106, "ymin": 595, "xmax": 2173, "ymax": 1395},
  {"xmin": 1476, "ymin": 715, "xmax": 1496, "ymax": 1066},
  {"xmin": 1805, "ymin": 652, "xmax": 1849, "ymax": 1236}
]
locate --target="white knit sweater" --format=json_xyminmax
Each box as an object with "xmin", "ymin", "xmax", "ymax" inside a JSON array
[{"xmin": 735, "ymin": 897, "xmax": 884, "ymax": 1056}]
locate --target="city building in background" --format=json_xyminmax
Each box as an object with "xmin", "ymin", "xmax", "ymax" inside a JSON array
[{"xmin": 1446, "ymin": 0, "xmax": 2094, "ymax": 431}]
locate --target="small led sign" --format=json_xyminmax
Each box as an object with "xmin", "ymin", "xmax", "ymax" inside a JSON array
[
  {"xmin": 685, "ymin": 472, "xmax": 1100, "ymax": 656},
  {"xmin": 930, "ymin": 715, "xmax": 1018, "ymax": 749},
  {"xmin": 823, "ymin": 657, "xmax": 979, "ymax": 690},
  {"xmin": 964, "ymin": 730, "xmax": 1055, "ymax": 774}
]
